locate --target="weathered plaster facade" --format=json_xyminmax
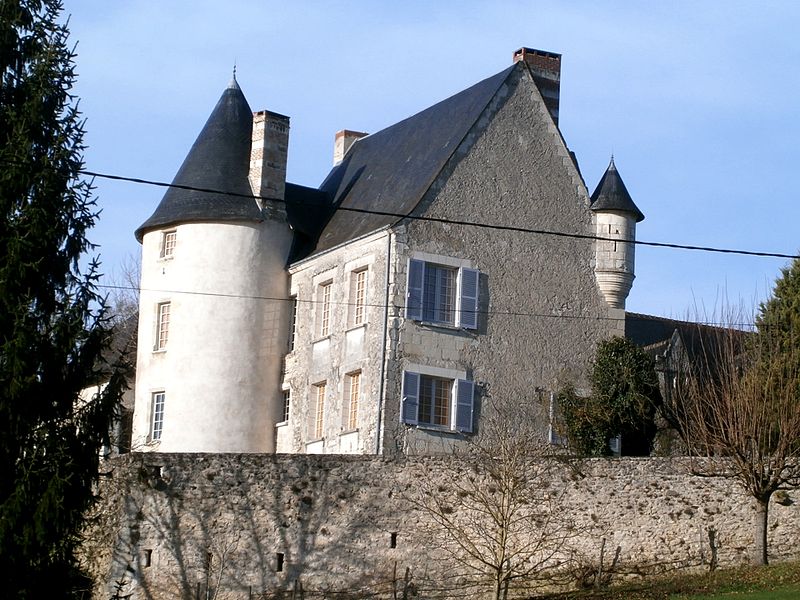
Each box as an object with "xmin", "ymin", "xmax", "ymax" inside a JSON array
[{"xmin": 85, "ymin": 454, "xmax": 800, "ymax": 599}]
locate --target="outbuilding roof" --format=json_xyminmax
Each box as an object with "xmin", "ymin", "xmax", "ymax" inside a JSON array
[
  {"xmin": 589, "ymin": 158, "xmax": 644, "ymax": 222},
  {"xmin": 135, "ymin": 78, "xmax": 262, "ymax": 241}
]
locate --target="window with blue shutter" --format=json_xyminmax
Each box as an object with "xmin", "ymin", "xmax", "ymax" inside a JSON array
[
  {"xmin": 406, "ymin": 258, "xmax": 480, "ymax": 329},
  {"xmin": 401, "ymin": 370, "xmax": 474, "ymax": 433},
  {"xmin": 458, "ymin": 268, "xmax": 479, "ymax": 329},
  {"xmin": 406, "ymin": 260, "xmax": 424, "ymax": 321},
  {"xmin": 401, "ymin": 371, "xmax": 420, "ymax": 425},
  {"xmin": 455, "ymin": 379, "xmax": 475, "ymax": 433}
]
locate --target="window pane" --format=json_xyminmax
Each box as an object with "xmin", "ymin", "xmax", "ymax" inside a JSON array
[
  {"xmin": 423, "ymin": 264, "xmax": 456, "ymax": 325},
  {"xmin": 346, "ymin": 372, "xmax": 360, "ymax": 430},
  {"xmin": 161, "ymin": 231, "xmax": 176, "ymax": 258},
  {"xmin": 282, "ymin": 390, "xmax": 291, "ymax": 422},
  {"xmin": 156, "ymin": 302, "xmax": 170, "ymax": 350},
  {"xmin": 288, "ymin": 297, "xmax": 298, "ymax": 350},
  {"xmin": 353, "ymin": 270, "xmax": 367, "ymax": 325},
  {"xmin": 151, "ymin": 392, "xmax": 165, "ymax": 440},
  {"xmin": 314, "ymin": 383, "xmax": 325, "ymax": 439},
  {"xmin": 418, "ymin": 375, "xmax": 452, "ymax": 427},
  {"xmin": 320, "ymin": 283, "xmax": 332, "ymax": 337}
]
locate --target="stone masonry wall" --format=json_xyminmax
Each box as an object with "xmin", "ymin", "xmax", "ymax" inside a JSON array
[{"xmin": 85, "ymin": 453, "xmax": 800, "ymax": 599}]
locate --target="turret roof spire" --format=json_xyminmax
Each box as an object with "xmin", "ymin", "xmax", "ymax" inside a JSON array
[
  {"xmin": 135, "ymin": 79, "xmax": 261, "ymax": 241},
  {"xmin": 589, "ymin": 157, "xmax": 644, "ymax": 222}
]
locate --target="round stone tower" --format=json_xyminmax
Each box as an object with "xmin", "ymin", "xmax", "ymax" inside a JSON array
[
  {"xmin": 590, "ymin": 158, "xmax": 644, "ymax": 309},
  {"xmin": 130, "ymin": 78, "xmax": 293, "ymax": 453}
]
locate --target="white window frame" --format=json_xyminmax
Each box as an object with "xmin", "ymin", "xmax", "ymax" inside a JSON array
[
  {"xmin": 155, "ymin": 301, "xmax": 171, "ymax": 351},
  {"xmin": 316, "ymin": 281, "xmax": 333, "ymax": 338},
  {"xmin": 400, "ymin": 365, "xmax": 475, "ymax": 433},
  {"xmin": 160, "ymin": 230, "xmax": 176, "ymax": 259},
  {"xmin": 406, "ymin": 253, "xmax": 479, "ymax": 329},
  {"xmin": 342, "ymin": 371, "xmax": 361, "ymax": 431},
  {"xmin": 281, "ymin": 388, "xmax": 291, "ymax": 424},
  {"xmin": 308, "ymin": 382, "xmax": 326, "ymax": 440},
  {"xmin": 150, "ymin": 391, "xmax": 166, "ymax": 441},
  {"xmin": 349, "ymin": 268, "xmax": 368, "ymax": 328},
  {"xmin": 288, "ymin": 296, "xmax": 298, "ymax": 351}
]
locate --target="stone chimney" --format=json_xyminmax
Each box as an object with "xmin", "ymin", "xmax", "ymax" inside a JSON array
[
  {"xmin": 333, "ymin": 129, "xmax": 368, "ymax": 165},
  {"xmin": 250, "ymin": 110, "xmax": 290, "ymax": 214},
  {"xmin": 513, "ymin": 47, "xmax": 561, "ymax": 126}
]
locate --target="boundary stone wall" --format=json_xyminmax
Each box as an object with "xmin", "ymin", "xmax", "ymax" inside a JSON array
[{"xmin": 84, "ymin": 454, "xmax": 800, "ymax": 599}]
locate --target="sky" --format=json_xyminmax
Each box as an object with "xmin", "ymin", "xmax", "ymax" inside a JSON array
[{"xmin": 65, "ymin": 1, "xmax": 800, "ymax": 323}]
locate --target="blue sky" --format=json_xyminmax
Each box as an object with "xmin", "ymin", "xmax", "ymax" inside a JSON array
[{"xmin": 66, "ymin": 1, "xmax": 800, "ymax": 322}]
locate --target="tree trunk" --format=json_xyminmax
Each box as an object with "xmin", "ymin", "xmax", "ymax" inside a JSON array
[{"xmin": 754, "ymin": 496, "xmax": 770, "ymax": 565}]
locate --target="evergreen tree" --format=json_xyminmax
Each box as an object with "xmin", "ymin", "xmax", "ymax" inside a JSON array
[
  {"xmin": 559, "ymin": 336, "xmax": 661, "ymax": 456},
  {"xmin": 756, "ymin": 257, "xmax": 800, "ymax": 360},
  {"xmin": 0, "ymin": 1, "xmax": 125, "ymax": 596}
]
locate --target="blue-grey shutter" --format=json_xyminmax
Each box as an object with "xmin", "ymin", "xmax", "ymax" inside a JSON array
[
  {"xmin": 407, "ymin": 260, "xmax": 424, "ymax": 321},
  {"xmin": 401, "ymin": 371, "xmax": 420, "ymax": 425},
  {"xmin": 459, "ymin": 268, "xmax": 479, "ymax": 329},
  {"xmin": 455, "ymin": 379, "xmax": 475, "ymax": 433}
]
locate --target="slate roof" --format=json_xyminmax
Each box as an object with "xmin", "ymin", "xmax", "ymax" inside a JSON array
[
  {"xmin": 590, "ymin": 158, "xmax": 644, "ymax": 222},
  {"xmin": 310, "ymin": 64, "xmax": 518, "ymax": 255},
  {"xmin": 135, "ymin": 78, "xmax": 262, "ymax": 241}
]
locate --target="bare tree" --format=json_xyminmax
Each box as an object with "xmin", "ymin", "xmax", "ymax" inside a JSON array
[
  {"xmin": 106, "ymin": 252, "xmax": 141, "ymax": 325},
  {"xmin": 675, "ymin": 317, "xmax": 800, "ymax": 565},
  {"xmin": 407, "ymin": 396, "xmax": 576, "ymax": 599}
]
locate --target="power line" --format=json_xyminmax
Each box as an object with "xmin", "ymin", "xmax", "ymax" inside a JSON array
[
  {"xmin": 80, "ymin": 169, "xmax": 800, "ymax": 261},
  {"xmin": 98, "ymin": 283, "xmax": 758, "ymax": 329}
]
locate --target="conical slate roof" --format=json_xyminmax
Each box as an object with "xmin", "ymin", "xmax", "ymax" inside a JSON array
[
  {"xmin": 589, "ymin": 157, "xmax": 644, "ymax": 222},
  {"xmin": 135, "ymin": 78, "xmax": 262, "ymax": 241}
]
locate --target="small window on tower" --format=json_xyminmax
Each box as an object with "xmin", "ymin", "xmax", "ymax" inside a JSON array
[
  {"xmin": 160, "ymin": 230, "xmax": 177, "ymax": 259},
  {"xmin": 150, "ymin": 391, "xmax": 166, "ymax": 441},
  {"xmin": 155, "ymin": 302, "xmax": 171, "ymax": 350}
]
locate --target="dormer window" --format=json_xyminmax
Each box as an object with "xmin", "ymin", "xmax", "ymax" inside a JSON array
[{"xmin": 160, "ymin": 230, "xmax": 177, "ymax": 259}]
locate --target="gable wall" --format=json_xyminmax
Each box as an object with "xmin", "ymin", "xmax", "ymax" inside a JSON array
[{"xmin": 384, "ymin": 66, "xmax": 623, "ymax": 452}]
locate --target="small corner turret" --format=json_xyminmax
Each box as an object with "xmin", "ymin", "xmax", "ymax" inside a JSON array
[{"xmin": 590, "ymin": 157, "xmax": 644, "ymax": 310}]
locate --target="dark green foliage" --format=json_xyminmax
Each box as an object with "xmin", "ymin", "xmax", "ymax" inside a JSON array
[
  {"xmin": 756, "ymin": 258, "xmax": 800, "ymax": 364},
  {"xmin": 558, "ymin": 337, "xmax": 661, "ymax": 457},
  {"xmin": 0, "ymin": 1, "xmax": 125, "ymax": 597}
]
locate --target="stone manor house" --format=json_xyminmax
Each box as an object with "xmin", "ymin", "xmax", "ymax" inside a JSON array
[{"xmin": 130, "ymin": 47, "xmax": 657, "ymax": 457}]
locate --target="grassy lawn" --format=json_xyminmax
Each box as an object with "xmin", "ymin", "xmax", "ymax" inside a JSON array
[
  {"xmin": 534, "ymin": 560, "xmax": 800, "ymax": 600},
  {"xmin": 673, "ymin": 586, "xmax": 800, "ymax": 600}
]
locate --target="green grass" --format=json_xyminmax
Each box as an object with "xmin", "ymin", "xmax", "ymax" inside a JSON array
[
  {"xmin": 534, "ymin": 560, "xmax": 800, "ymax": 600},
  {"xmin": 673, "ymin": 586, "xmax": 800, "ymax": 600}
]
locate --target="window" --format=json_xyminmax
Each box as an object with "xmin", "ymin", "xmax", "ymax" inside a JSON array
[
  {"xmin": 308, "ymin": 382, "xmax": 326, "ymax": 439},
  {"xmin": 317, "ymin": 282, "xmax": 332, "ymax": 337},
  {"xmin": 350, "ymin": 269, "xmax": 368, "ymax": 327},
  {"xmin": 281, "ymin": 389, "xmax": 291, "ymax": 423},
  {"xmin": 155, "ymin": 302, "xmax": 171, "ymax": 350},
  {"xmin": 288, "ymin": 296, "xmax": 298, "ymax": 351},
  {"xmin": 160, "ymin": 230, "xmax": 176, "ymax": 258},
  {"xmin": 406, "ymin": 259, "xmax": 479, "ymax": 329},
  {"xmin": 401, "ymin": 371, "xmax": 475, "ymax": 432},
  {"xmin": 343, "ymin": 371, "xmax": 361, "ymax": 430},
  {"xmin": 151, "ymin": 391, "xmax": 166, "ymax": 440}
]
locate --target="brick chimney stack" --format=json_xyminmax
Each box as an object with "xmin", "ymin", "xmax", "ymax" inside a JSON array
[
  {"xmin": 513, "ymin": 47, "xmax": 561, "ymax": 126},
  {"xmin": 333, "ymin": 129, "xmax": 368, "ymax": 165},
  {"xmin": 250, "ymin": 109, "xmax": 290, "ymax": 216}
]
